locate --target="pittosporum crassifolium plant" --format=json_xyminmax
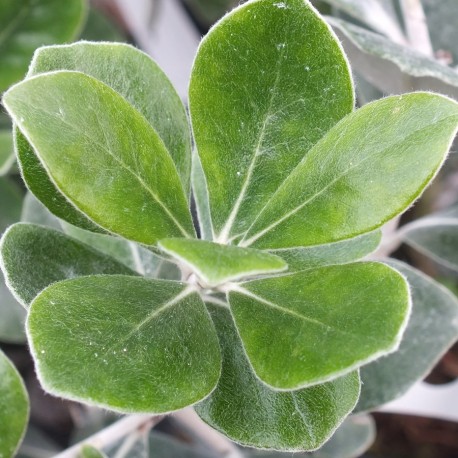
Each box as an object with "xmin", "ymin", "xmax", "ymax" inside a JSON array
[{"xmin": 1, "ymin": 0, "xmax": 458, "ymax": 452}]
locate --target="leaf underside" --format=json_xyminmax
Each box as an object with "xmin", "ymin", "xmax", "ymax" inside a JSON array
[{"xmin": 196, "ymin": 304, "xmax": 360, "ymax": 451}]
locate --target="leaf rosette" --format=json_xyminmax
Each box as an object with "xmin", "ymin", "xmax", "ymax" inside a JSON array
[{"xmin": 2, "ymin": 0, "xmax": 458, "ymax": 452}]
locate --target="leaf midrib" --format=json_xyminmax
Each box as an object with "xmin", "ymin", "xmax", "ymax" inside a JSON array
[
  {"xmin": 34, "ymin": 101, "xmax": 192, "ymax": 239},
  {"xmin": 241, "ymin": 113, "xmax": 458, "ymax": 247}
]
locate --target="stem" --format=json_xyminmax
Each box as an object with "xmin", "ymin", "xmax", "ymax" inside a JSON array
[
  {"xmin": 172, "ymin": 408, "xmax": 244, "ymax": 458},
  {"xmin": 53, "ymin": 415, "xmax": 164, "ymax": 458},
  {"xmin": 400, "ymin": 0, "xmax": 434, "ymax": 56}
]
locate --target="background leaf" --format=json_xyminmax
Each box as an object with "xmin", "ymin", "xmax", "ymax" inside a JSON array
[
  {"xmin": 401, "ymin": 206, "xmax": 458, "ymax": 271},
  {"xmin": 0, "ymin": 0, "xmax": 86, "ymax": 93},
  {"xmin": 196, "ymin": 304, "xmax": 360, "ymax": 451},
  {"xmin": 271, "ymin": 230, "xmax": 380, "ymax": 272},
  {"xmin": 189, "ymin": 0, "xmax": 354, "ymax": 242},
  {"xmin": 0, "ymin": 223, "xmax": 136, "ymax": 307},
  {"xmin": 0, "ymin": 130, "xmax": 14, "ymax": 175},
  {"xmin": 241, "ymin": 93, "xmax": 458, "ymax": 249},
  {"xmin": 28, "ymin": 276, "xmax": 221, "ymax": 413},
  {"xmin": 356, "ymin": 260, "xmax": 458, "ymax": 412},
  {"xmin": 4, "ymin": 71, "xmax": 195, "ymax": 245},
  {"xmin": 0, "ymin": 350, "xmax": 29, "ymax": 457},
  {"xmin": 229, "ymin": 262, "xmax": 409, "ymax": 390}
]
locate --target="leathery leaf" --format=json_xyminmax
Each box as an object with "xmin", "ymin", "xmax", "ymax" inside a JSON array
[
  {"xmin": 195, "ymin": 304, "xmax": 360, "ymax": 451},
  {"xmin": 3, "ymin": 71, "xmax": 195, "ymax": 245},
  {"xmin": 27, "ymin": 276, "xmax": 221, "ymax": 413},
  {"xmin": 241, "ymin": 93, "xmax": 458, "ymax": 249},
  {"xmin": 190, "ymin": 0, "xmax": 354, "ymax": 243},
  {"xmin": 228, "ymin": 262, "xmax": 410, "ymax": 390},
  {"xmin": 159, "ymin": 238, "xmax": 287, "ymax": 287},
  {"xmin": 0, "ymin": 350, "xmax": 29, "ymax": 457}
]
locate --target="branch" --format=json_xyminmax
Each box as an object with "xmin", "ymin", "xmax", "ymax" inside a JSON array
[{"xmin": 400, "ymin": 0, "xmax": 434, "ymax": 56}]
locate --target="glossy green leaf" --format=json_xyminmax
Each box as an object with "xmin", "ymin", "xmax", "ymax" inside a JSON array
[
  {"xmin": 0, "ymin": 223, "xmax": 136, "ymax": 308},
  {"xmin": 189, "ymin": 0, "xmax": 354, "ymax": 242},
  {"xmin": 0, "ymin": 350, "xmax": 29, "ymax": 457},
  {"xmin": 15, "ymin": 41, "xmax": 191, "ymax": 232},
  {"xmin": 402, "ymin": 208, "xmax": 458, "ymax": 271},
  {"xmin": 191, "ymin": 151, "xmax": 213, "ymax": 241},
  {"xmin": 27, "ymin": 276, "xmax": 221, "ymax": 413},
  {"xmin": 241, "ymin": 93, "xmax": 458, "ymax": 250},
  {"xmin": 196, "ymin": 304, "xmax": 360, "ymax": 451},
  {"xmin": 271, "ymin": 230, "xmax": 381, "ymax": 272},
  {"xmin": 0, "ymin": 0, "xmax": 86, "ymax": 93},
  {"xmin": 159, "ymin": 238, "xmax": 286, "ymax": 287},
  {"xmin": 229, "ymin": 262, "xmax": 410, "ymax": 390},
  {"xmin": 0, "ymin": 130, "xmax": 14, "ymax": 175},
  {"xmin": 4, "ymin": 71, "xmax": 195, "ymax": 245},
  {"xmin": 329, "ymin": 18, "xmax": 458, "ymax": 99},
  {"xmin": 356, "ymin": 260, "xmax": 458, "ymax": 412},
  {"xmin": 81, "ymin": 445, "xmax": 107, "ymax": 458}
]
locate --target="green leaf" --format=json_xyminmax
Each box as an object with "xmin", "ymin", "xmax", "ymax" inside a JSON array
[
  {"xmin": 229, "ymin": 262, "xmax": 410, "ymax": 390},
  {"xmin": 189, "ymin": 0, "xmax": 354, "ymax": 242},
  {"xmin": 15, "ymin": 127, "xmax": 104, "ymax": 234},
  {"xmin": 356, "ymin": 260, "xmax": 458, "ymax": 412},
  {"xmin": 0, "ymin": 0, "xmax": 87, "ymax": 93},
  {"xmin": 0, "ymin": 130, "xmax": 14, "ymax": 175},
  {"xmin": 191, "ymin": 151, "xmax": 213, "ymax": 241},
  {"xmin": 271, "ymin": 230, "xmax": 381, "ymax": 272},
  {"xmin": 27, "ymin": 276, "xmax": 221, "ymax": 413},
  {"xmin": 0, "ymin": 223, "xmax": 136, "ymax": 308},
  {"xmin": 25, "ymin": 42, "xmax": 192, "ymax": 191},
  {"xmin": 80, "ymin": 445, "xmax": 107, "ymax": 458},
  {"xmin": 159, "ymin": 238, "xmax": 286, "ymax": 287},
  {"xmin": 80, "ymin": 8, "xmax": 126, "ymax": 43},
  {"xmin": 0, "ymin": 350, "xmax": 29, "ymax": 457},
  {"xmin": 4, "ymin": 71, "xmax": 195, "ymax": 245},
  {"xmin": 240, "ymin": 93, "xmax": 458, "ymax": 250},
  {"xmin": 244, "ymin": 414, "xmax": 375, "ymax": 458},
  {"xmin": 329, "ymin": 18, "xmax": 458, "ymax": 99},
  {"xmin": 402, "ymin": 208, "xmax": 458, "ymax": 271},
  {"xmin": 196, "ymin": 304, "xmax": 360, "ymax": 451}
]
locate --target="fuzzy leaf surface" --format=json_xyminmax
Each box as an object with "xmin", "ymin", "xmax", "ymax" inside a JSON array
[
  {"xmin": 27, "ymin": 276, "xmax": 221, "ymax": 413},
  {"xmin": 356, "ymin": 260, "xmax": 458, "ymax": 412},
  {"xmin": 195, "ymin": 304, "xmax": 360, "ymax": 451},
  {"xmin": 329, "ymin": 18, "xmax": 458, "ymax": 99},
  {"xmin": 15, "ymin": 43, "xmax": 191, "ymax": 225},
  {"xmin": 0, "ymin": 350, "xmax": 29, "ymax": 457},
  {"xmin": 4, "ymin": 71, "xmax": 195, "ymax": 244},
  {"xmin": 241, "ymin": 93, "xmax": 458, "ymax": 249},
  {"xmin": 271, "ymin": 230, "xmax": 380, "ymax": 272},
  {"xmin": 189, "ymin": 0, "xmax": 354, "ymax": 241},
  {"xmin": 229, "ymin": 262, "xmax": 410, "ymax": 390},
  {"xmin": 402, "ymin": 208, "xmax": 458, "ymax": 271},
  {"xmin": 0, "ymin": 223, "xmax": 135, "ymax": 308},
  {"xmin": 0, "ymin": 0, "xmax": 86, "ymax": 92},
  {"xmin": 159, "ymin": 238, "xmax": 286, "ymax": 287}
]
